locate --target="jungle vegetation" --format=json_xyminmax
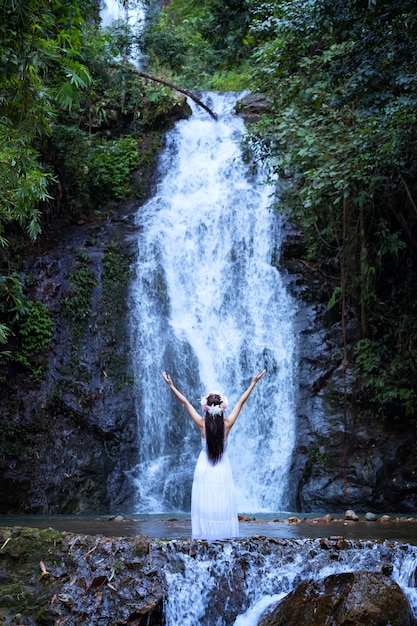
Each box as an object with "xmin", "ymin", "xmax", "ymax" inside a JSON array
[
  {"xmin": 0, "ymin": 0, "xmax": 179, "ymax": 374},
  {"xmin": 2, "ymin": 0, "xmax": 417, "ymax": 428}
]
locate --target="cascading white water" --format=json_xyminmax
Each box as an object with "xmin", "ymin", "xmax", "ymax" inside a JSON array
[
  {"xmin": 158, "ymin": 539, "xmax": 417, "ymax": 626},
  {"xmin": 101, "ymin": 0, "xmax": 145, "ymax": 26},
  {"xmin": 129, "ymin": 92, "xmax": 297, "ymax": 514},
  {"xmin": 101, "ymin": 0, "xmax": 125, "ymax": 27}
]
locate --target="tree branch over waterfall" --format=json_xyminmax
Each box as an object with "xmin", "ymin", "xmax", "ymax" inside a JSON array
[{"xmin": 111, "ymin": 64, "xmax": 218, "ymax": 120}]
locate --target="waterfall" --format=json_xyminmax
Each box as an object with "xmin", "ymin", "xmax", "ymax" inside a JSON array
[
  {"xmin": 100, "ymin": 0, "xmax": 145, "ymax": 67},
  {"xmin": 129, "ymin": 92, "xmax": 297, "ymax": 514},
  {"xmin": 101, "ymin": 0, "xmax": 147, "ymax": 30},
  {"xmin": 101, "ymin": 0, "xmax": 126, "ymax": 27},
  {"xmin": 156, "ymin": 538, "xmax": 417, "ymax": 626}
]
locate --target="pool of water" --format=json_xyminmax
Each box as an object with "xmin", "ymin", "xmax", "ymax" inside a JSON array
[{"xmin": 1, "ymin": 513, "xmax": 417, "ymax": 543}]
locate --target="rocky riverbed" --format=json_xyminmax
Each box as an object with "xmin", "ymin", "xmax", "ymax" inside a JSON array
[
  {"xmin": 2, "ymin": 511, "xmax": 417, "ymax": 543},
  {"xmin": 1, "ymin": 523, "xmax": 417, "ymax": 625}
]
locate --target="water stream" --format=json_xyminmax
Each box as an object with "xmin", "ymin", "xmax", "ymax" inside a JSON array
[
  {"xmin": 158, "ymin": 538, "xmax": 417, "ymax": 625},
  {"xmin": 129, "ymin": 93, "xmax": 297, "ymax": 515}
]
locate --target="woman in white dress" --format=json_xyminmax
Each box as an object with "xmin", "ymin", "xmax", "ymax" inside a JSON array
[{"xmin": 162, "ymin": 370, "xmax": 266, "ymax": 540}]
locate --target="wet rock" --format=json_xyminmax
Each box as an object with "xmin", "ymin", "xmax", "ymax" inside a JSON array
[
  {"xmin": 1, "ymin": 531, "xmax": 417, "ymax": 626},
  {"xmin": 381, "ymin": 563, "xmax": 394, "ymax": 576},
  {"xmin": 235, "ymin": 91, "xmax": 271, "ymax": 122},
  {"xmin": 279, "ymin": 221, "xmax": 417, "ymax": 515},
  {"xmin": 319, "ymin": 538, "xmax": 332, "ymax": 550},
  {"xmin": 365, "ymin": 511, "xmax": 378, "ymax": 521},
  {"xmin": 345, "ymin": 509, "xmax": 359, "ymax": 521},
  {"xmin": 308, "ymin": 514, "xmax": 333, "ymax": 524},
  {"xmin": 0, "ymin": 205, "xmax": 140, "ymax": 514},
  {"xmin": 125, "ymin": 598, "xmax": 164, "ymax": 625},
  {"xmin": 258, "ymin": 571, "xmax": 413, "ymax": 626},
  {"xmin": 319, "ymin": 536, "xmax": 350, "ymax": 552}
]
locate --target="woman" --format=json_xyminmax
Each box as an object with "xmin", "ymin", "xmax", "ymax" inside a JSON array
[{"xmin": 162, "ymin": 369, "xmax": 266, "ymax": 540}]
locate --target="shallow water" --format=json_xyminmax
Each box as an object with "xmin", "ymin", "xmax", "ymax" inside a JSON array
[{"xmin": 1, "ymin": 513, "xmax": 417, "ymax": 544}]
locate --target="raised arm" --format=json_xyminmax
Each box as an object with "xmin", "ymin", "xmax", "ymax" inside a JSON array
[
  {"xmin": 225, "ymin": 370, "xmax": 266, "ymax": 434},
  {"xmin": 162, "ymin": 371, "xmax": 203, "ymax": 432}
]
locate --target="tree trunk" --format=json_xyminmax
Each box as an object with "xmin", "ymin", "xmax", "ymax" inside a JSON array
[
  {"xmin": 111, "ymin": 64, "xmax": 218, "ymax": 121},
  {"xmin": 341, "ymin": 198, "xmax": 349, "ymax": 499},
  {"xmin": 359, "ymin": 202, "xmax": 369, "ymax": 338}
]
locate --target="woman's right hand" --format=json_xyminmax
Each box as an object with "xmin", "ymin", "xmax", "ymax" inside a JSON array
[{"xmin": 253, "ymin": 369, "xmax": 266, "ymax": 384}]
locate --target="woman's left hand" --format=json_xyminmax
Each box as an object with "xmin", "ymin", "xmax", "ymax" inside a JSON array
[{"xmin": 162, "ymin": 371, "xmax": 173, "ymax": 386}]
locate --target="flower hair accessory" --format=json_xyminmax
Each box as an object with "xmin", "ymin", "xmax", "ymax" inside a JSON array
[{"xmin": 200, "ymin": 391, "xmax": 228, "ymax": 417}]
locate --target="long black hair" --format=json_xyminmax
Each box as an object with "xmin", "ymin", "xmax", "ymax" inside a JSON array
[{"xmin": 204, "ymin": 393, "xmax": 225, "ymax": 464}]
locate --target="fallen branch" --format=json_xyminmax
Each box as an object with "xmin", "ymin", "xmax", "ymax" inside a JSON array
[
  {"xmin": 0, "ymin": 537, "xmax": 11, "ymax": 551},
  {"xmin": 110, "ymin": 63, "xmax": 218, "ymax": 121}
]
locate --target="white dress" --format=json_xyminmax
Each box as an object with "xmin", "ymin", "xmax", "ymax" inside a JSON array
[{"xmin": 191, "ymin": 437, "xmax": 239, "ymax": 540}]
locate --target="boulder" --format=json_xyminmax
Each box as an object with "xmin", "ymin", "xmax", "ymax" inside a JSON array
[
  {"xmin": 235, "ymin": 91, "xmax": 271, "ymax": 122},
  {"xmin": 258, "ymin": 571, "xmax": 412, "ymax": 626},
  {"xmin": 345, "ymin": 509, "xmax": 359, "ymax": 521}
]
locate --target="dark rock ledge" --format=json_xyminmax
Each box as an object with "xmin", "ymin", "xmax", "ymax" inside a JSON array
[{"xmin": 0, "ymin": 526, "xmax": 415, "ymax": 626}]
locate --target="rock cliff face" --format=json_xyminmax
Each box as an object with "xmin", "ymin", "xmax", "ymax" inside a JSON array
[
  {"xmin": 0, "ymin": 206, "xmax": 140, "ymax": 514},
  {"xmin": 279, "ymin": 224, "xmax": 417, "ymax": 514}
]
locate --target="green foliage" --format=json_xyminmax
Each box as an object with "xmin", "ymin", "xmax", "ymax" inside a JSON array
[
  {"xmin": 4, "ymin": 422, "xmax": 31, "ymax": 457},
  {"xmin": 89, "ymin": 136, "xmax": 139, "ymax": 203},
  {"xmin": 245, "ymin": 0, "xmax": 417, "ymax": 422},
  {"xmin": 14, "ymin": 301, "xmax": 53, "ymax": 372},
  {"xmin": 0, "ymin": 274, "xmax": 26, "ymax": 368},
  {"xmin": 139, "ymin": 20, "xmax": 187, "ymax": 73},
  {"xmin": 43, "ymin": 22, "xmax": 179, "ymax": 213},
  {"xmin": 354, "ymin": 332, "xmax": 417, "ymax": 420},
  {"xmin": 198, "ymin": 0, "xmax": 252, "ymax": 63},
  {"xmin": 0, "ymin": 0, "xmax": 95, "ymax": 244},
  {"xmin": 48, "ymin": 124, "xmax": 93, "ymax": 211},
  {"xmin": 308, "ymin": 445, "xmax": 328, "ymax": 466},
  {"xmin": 55, "ymin": 62, "xmax": 92, "ymax": 111},
  {"xmin": 0, "ymin": 0, "xmax": 184, "ymax": 238},
  {"xmin": 61, "ymin": 248, "xmax": 95, "ymax": 341},
  {"xmin": 139, "ymin": 0, "xmax": 254, "ymax": 89},
  {"xmin": 211, "ymin": 69, "xmax": 253, "ymax": 91},
  {"xmin": 0, "ymin": 274, "xmax": 29, "ymax": 325},
  {"xmin": 0, "ymin": 291, "xmax": 55, "ymax": 382},
  {"xmin": 102, "ymin": 244, "xmax": 133, "ymax": 294},
  {"xmin": 0, "ymin": 127, "xmax": 55, "ymax": 243}
]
